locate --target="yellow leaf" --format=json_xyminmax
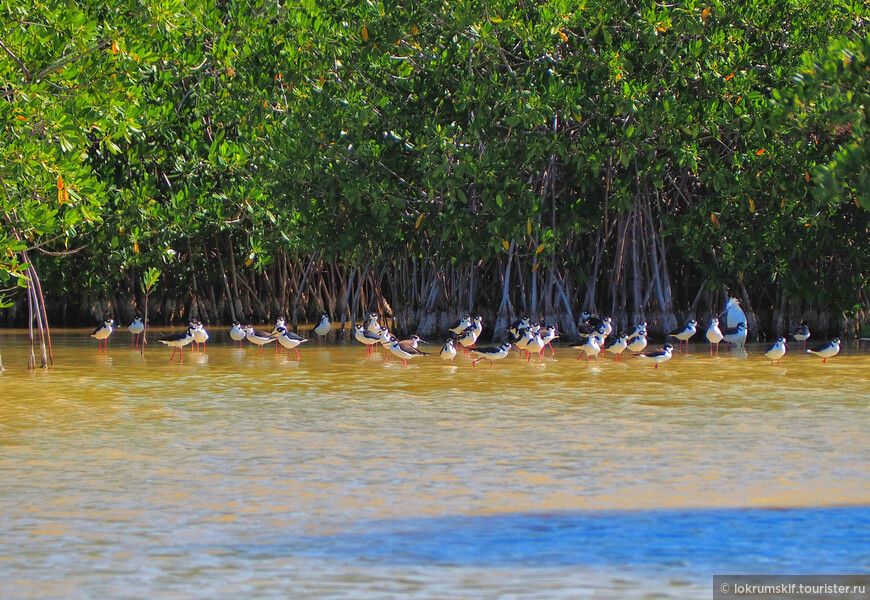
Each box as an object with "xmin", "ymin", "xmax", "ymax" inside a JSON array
[
  {"xmin": 133, "ymin": 242, "xmax": 139, "ymax": 253},
  {"xmin": 559, "ymin": 30, "xmax": 568, "ymax": 42},
  {"xmin": 415, "ymin": 213, "xmax": 424, "ymax": 229},
  {"xmin": 536, "ymin": 243, "xmax": 545, "ymax": 254},
  {"xmin": 805, "ymin": 172, "xmax": 810, "ymax": 182},
  {"xmin": 64, "ymin": 189, "xmax": 69, "ymax": 203},
  {"xmin": 756, "ymin": 148, "xmax": 765, "ymax": 156},
  {"xmin": 361, "ymin": 25, "xmax": 369, "ymax": 41},
  {"xmin": 111, "ymin": 40, "xmax": 118, "ymax": 55},
  {"xmin": 748, "ymin": 198, "xmax": 755, "ymax": 212},
  {"xmin": 711, "ymin": 213, "xmax": 720, "ymax": 228},
  {"xmin": 527, "ymin": 219, "xmax": 532, "ymax": 235},
  {"xmin": 701, "ymin": 7, "xmax": 711, "ymax": 19},
  {"xmin": 411, "ymin": 24, "xmax": 418, "ymax": 35},
  {"xmin": 245, "ymin": 258, "xmax": 253, "ymax": 267},
  {"xmin": 502, "ymin": 239, "xmax": 510, "ymax": 251},
  {"xmin": 57, "ymin": 175, "xmax": 64, "ymax": 190},
  {"xmin": 15, "ymin": 114, "xmax": 27, "ymax": 121},
  {"xmin": 491, "ymin": 16, "xmax": 503, "ymax": 23},
  {"xmin": 532, "ymin": 263, "xmax": 540, "ymax": 272}
]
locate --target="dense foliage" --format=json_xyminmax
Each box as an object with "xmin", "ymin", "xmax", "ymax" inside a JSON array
[{"xmin": 1, "ymin": 0, "xmax": 868, "ymax": 341}]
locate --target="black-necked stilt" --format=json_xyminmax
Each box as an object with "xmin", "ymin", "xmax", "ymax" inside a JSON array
[
  {"xmin": 397, "ymin": 335, "xmax": 426, "ymax": 353},
  {"xmin": 275, "ymin": 326, "xmax": 308, "ymax": 359},
  {"xmin": 526, "ymin": 331, "xmax": 545, "ymax": 362},
  {"xmin": 763, "ymin": 337, "xmax": 787, "ymax": 366},
  {"xmin": 509, "ymin": 316, "xmax": 531, "ymax": 341},
  {"xmin": 627, "ymin": 321, "xmax": 648, "ymax": 339},
  {"xmin": 603, "ymin": 334, "xmax": 630, "ymax": 361},
  {"xmin": 706, "ymin": 318, "xmax": 723, "ymax": 355},
  {"xmin": 271, "ymin": 316, "xmax": 286, "ymax": 335},
  {"xmin": 91, "ymin": 319, "xmax": 114, "ymax": 354},
  {"xmin": 514, "ymin": 324, "xmax": 537, "ymax": 358},
  {"xmin": 449, "ymin": 314, "xmax": 472, "ymax": 335},
  {"xmin": 539, "ymin": 324, "xmax": 559, "ymax": 356},
  {"xmin": 720, "ymin": 297, "xmax": 747, "ymax": 331},
  {"xmin": 440, "ymin": 339, "xmax": 457, "ymax": 364},
  {"xmin": 599, "ymin": 317, "xmax": 613, "ymax": 337},
  {"xmin": 159, "ymin": 324, "xmax": 196, "ymax": 363},
  {"xmin": 457, "ymin": 323, "xmax": 481, "ymax": 355},
  {"xmin": 721, "ymin": 321, "xmax": 747, "ymax": 349},
  {"xmin": 636, "ymin": 344, "xmax": 674, "ymax": 369},
  {"xmin": 128, "ymin": 315, "xmax": 144, "ymax": 347},
  {"xmin": 791, "ymin": 321, "xmax": 810, "ymax": 351},
  {"xmin": 229, "ymin": 321, "xmax": 246, "ymax": 347},
  {"xmin": 388, "ymin": 338, "xmax": 427, "ymax": 365},
  {"xmin": 577, "ymin": 312, "xmax": 601, "ymax": 336},
  {"xmin": 366, "ymin": 313, "xmax": 381, "ymax": 335},
  {"xmin": 669, "ymin": 319, "xmax": 697, "ymax": 352},
  {"xmin": 354, "ymin": 324, "xmax": 382, "ymax": 354},
  {"xmin": 192, "ymin": 320, "xmax": 209, "ymax": 351},
  {"xmin": 470, "ymin": 342, "xmax": 512, "ymax": 368},
  {"xmin": 470, "ymin": 316, "xmax": 483, "ymax": 346},
  {"xmin": 807, "ymin": 338, "xmax": 840, "ymax": 363},
  {"xmin": 572, "ymin": 333, "xmax": 603, "ymax": 364},
  {"xmin": 314, "ymin": 314, "xmax": 332, "ymax": 342},
  {"xmin": 626, "ymin": 329, "xmax": 648, "ymax": 354},
  {"xmin": 244, "ymin": 325, "xmax": 277, "ymax": 355}
]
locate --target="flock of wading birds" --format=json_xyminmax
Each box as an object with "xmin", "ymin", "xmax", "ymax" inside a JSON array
[{"xmin": 87, "ymin": 298, "xmax": 863, "ymax": 368}]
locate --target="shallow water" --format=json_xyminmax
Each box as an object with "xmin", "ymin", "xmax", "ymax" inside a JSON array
[{"xmin": 2, "ymin": 328, "xmax": 870, "ymax": 599}]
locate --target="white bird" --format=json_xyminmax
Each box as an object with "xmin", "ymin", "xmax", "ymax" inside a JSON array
[
  {"xmin": 128, "ymin": 315, "xmax": 144, "ymax": 348},
  {"xmin": 158, "ymin": 324, "xmax": 196, "ymax": 363},
  {"xmin": 627, "ymin": 321, "xmax": 648, "ymax": 338},
  {"xmin": 791, "ymin": 321, "xmax": 810, "ymax": 351},
  {"xmin": 636, "ymin": 344, "xmax": 674, "ymax": 369},
  {"xmin": 388, "ymin": 338, "xmax": 427, "ymax": 365},
  {"xmin": 600, "ymin": 317, "xmax": 613, "ymax": 337},
  {"xmin": 526, "ymin": 331, "xmax": 546, "ymax": 362},
  {"xmin": 449, "ymin": 314, "xmax": 472, "ymax": 335},
  {"xmin": 314, "ymin": 314, "xmax": 332, "ymax": 341},
  {"xmin": 271, "ymin": 316, "xmax": 286, "ymax": 335},
  {"xmin": 457, "ymin": 322, "xmax": 482, "ymax": 354},
  {"xmin": 763, "ymin": 337, "xmax": 787, "ymax": 366},
  {"xmin": 354, "ymin": 324, "xmax": 382, "ymax": 354},
  {"xmin": 470, "ymin": 342, "xmax": 512, "ymax": 368},
  {"xmin": 244, "ymin": 325, "xmax": 277, "ymax": 354},
  {"xmin": 539, "ymin": 325, "xmax": 559, "ymax": 356},
  {"xmin": 722, "ymin": 322, "xmax": 747, "ymax": 348},
  {"xmin": 229, "ymin": 321, "xmax": 246, "ymax": 346},
  {"xmin": 514, "ymin": 325, "xmax": 537, "ymax": 358},
  {"xmin": 509, "ymin": 316, "xmax": 531, "ymax": 341},
  {"xmin": 807, "ymin": 338, "xmax": 840, "ymax": 363},
  {"xmin": 706, "ymin": 318, "xmax": 723, "ymax": 356},
  {"xmin": 275, "ymin": 326, "xmax": 308, "ymax": 360},
  {"xmin": 669, "ymin": 319, "xmax": 697, "ymax": 352},
  {"xmin": 91, "ymin": 318, "xmax": 114, "ymax": 354},
  {"xmin": 440, "ymin": 338, "xmax": 457, "ymax": 364},
  {"xmin": 192, "ymin": 320, "xmax": 209, "ymax": 351},
  {"xmin": 721, "ymin": 297, "xmax": 747, "ymax": 331},
  {"xmin": 572, "ymin": 333, "xmax": 603, "ymax": 364},
  {"xmin": 626, "ymin": 330, "xmax": 648, "ymax": 354},
  {"xmin": 603, "ymin": 334, "xmax": 629, "ymax": 361},
  {"xmin": 366, "ymin": 313, "xmax": 381, "ymax": 335}
]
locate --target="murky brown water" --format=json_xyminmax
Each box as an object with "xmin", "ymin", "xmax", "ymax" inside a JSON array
[{"xmin": 2, "ymin": 328, "xmax": 870, "ymax": 599}]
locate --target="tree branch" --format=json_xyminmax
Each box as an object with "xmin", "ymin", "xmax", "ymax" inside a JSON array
[{"xmin": 0, "ymin": 37, "xmax": 31, "ymax": 79}]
